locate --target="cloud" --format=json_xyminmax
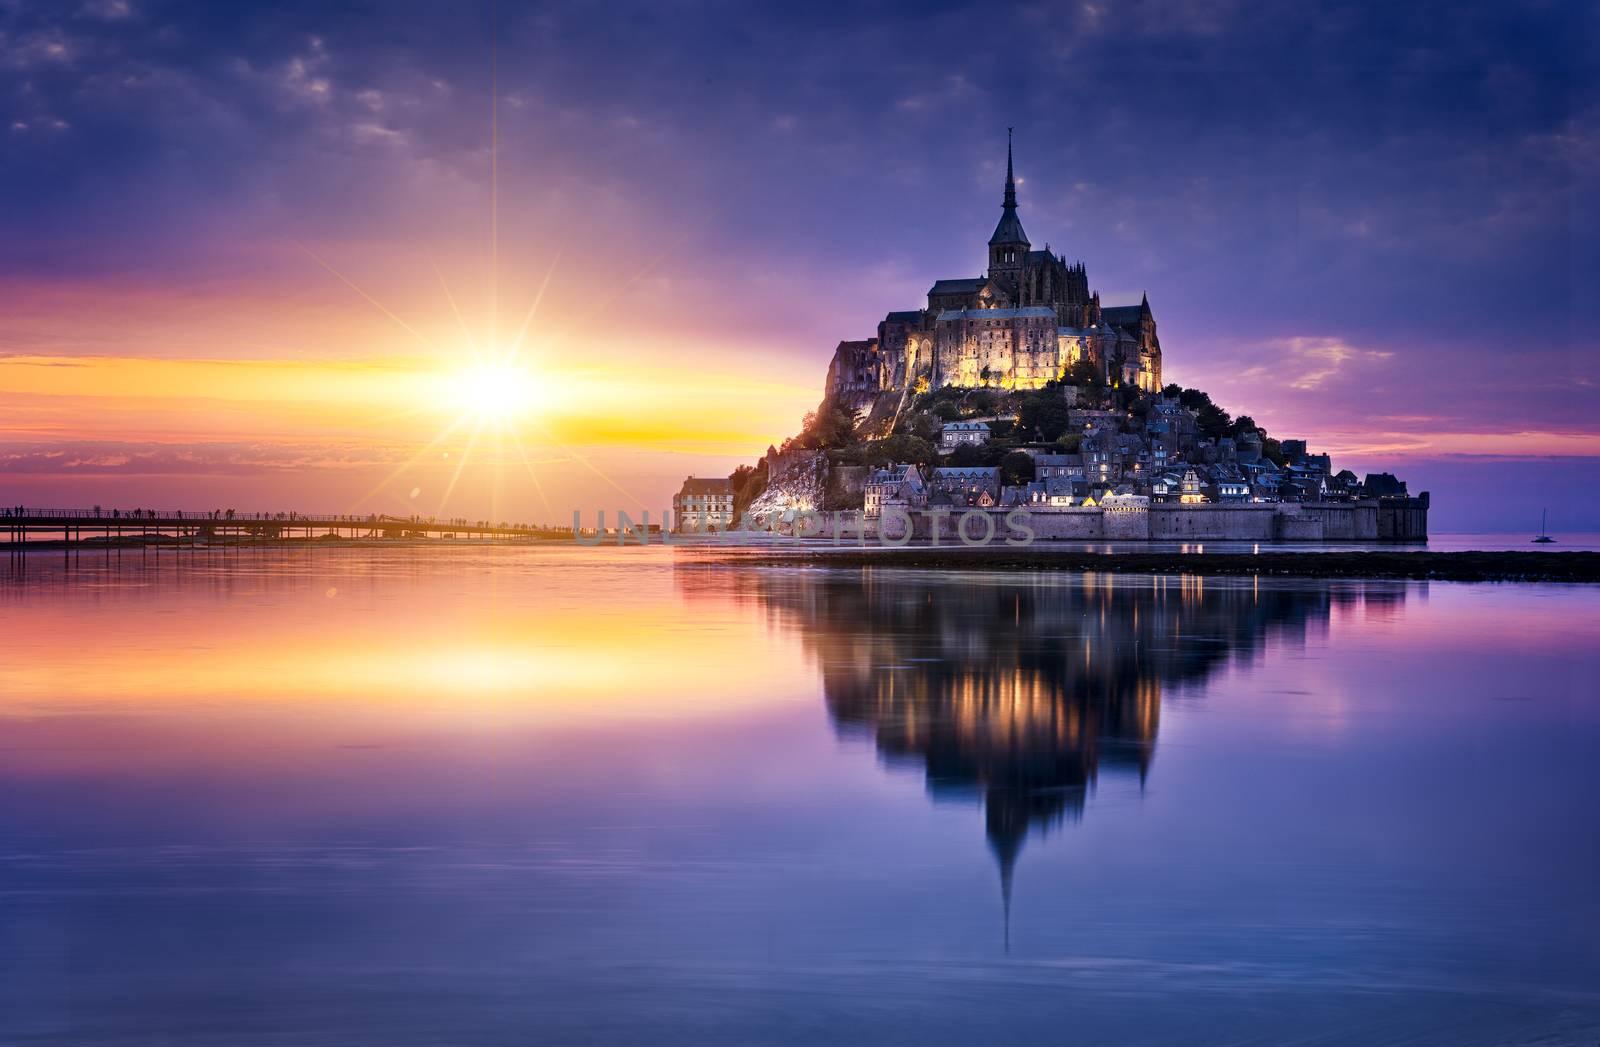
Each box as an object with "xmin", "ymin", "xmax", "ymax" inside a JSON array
[
  {"xmin": 0, "ymin": 28, "xmax": 76, "ymax": 70},
  {"xmin": 1223, "ymin": 336, "xmax": 1392, "ymax": 393},
  {"xmin": 0, "ymin": 0, "xmax": 1593, "ymax": 512},
  {"xmin": 895, "ymin": 73, "xmax": 977, "ymax": 114},
  {"xmin": 1275, "ymin": 337, "xmax": 1394, "ymax": 391},
  {"xmin": 80, "ymin": 0, "xmax": 133, "ymax": 20},
  {"xmin": 0, "ymin": 440, "xmax": 406, "ymax": 476}
]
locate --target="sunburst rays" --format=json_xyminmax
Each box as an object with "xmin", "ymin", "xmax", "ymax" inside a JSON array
[{"xmin": 296, "ymin": 13, "xmax": 655, "ymax": 528}]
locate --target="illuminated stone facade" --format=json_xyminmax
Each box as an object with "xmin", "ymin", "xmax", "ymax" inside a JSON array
[{"xmin": 829, "ymin": 135, "xmax": 1164, "ymax": 406}]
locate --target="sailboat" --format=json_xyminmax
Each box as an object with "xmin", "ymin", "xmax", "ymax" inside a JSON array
[{"xmin": 1532, "ymin": 509, "xmax": 1555, "ymax": 544}]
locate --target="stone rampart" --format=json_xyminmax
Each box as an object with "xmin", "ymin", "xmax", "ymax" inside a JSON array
[
  {"xmin": 1149, "ymin": 505, "xmax": 1277, "ymax": 541},
  {"xmin": 864, "ymin": 498, "xmax": 1428, "ymax": 544}
]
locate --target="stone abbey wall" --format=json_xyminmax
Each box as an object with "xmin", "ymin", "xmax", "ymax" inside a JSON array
[
  {"xmin": 933, "ymin": 308, "xmax": 1060, "ymax": 390},
  {"xmin": 1292, "ymin": 502, "xmax": 1379, "ymax": 540},
  {"xmin": 1377, "ymin": 496, "xmax": 1430, "ymax": 540},
  {"xmin": 1148, "ymin": 505, "xmax": 1276, "ymax": 541},
  {"xmin": 869, "ymin": 498, "xmax": 1429, "ymax": 543}
]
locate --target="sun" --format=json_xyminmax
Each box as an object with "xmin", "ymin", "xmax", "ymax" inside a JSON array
[{"xmin": 449, "ymin": 357, "xmax": 542, "ymax": 425}]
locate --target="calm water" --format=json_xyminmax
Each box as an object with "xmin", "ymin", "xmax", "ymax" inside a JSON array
[{"xmin": 2, "ymin": 547, "xmax": 1597, "ymax": 1045}]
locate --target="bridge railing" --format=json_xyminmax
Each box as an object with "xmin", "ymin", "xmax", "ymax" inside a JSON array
[
  {"xmin": 0, "ymin": 507, "xmax": 560, "ymax": 531},
  {"xmin": 0, "ymin": 507, "xmax": 374, "ymax": 522}
]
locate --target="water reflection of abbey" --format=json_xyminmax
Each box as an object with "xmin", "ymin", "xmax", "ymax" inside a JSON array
[{"xmin": 680, "ymin": 568, "xmax": 1411, "ymax": 914}]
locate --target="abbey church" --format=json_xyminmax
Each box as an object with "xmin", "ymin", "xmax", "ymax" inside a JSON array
[{"xmin": 826, "ymin": 136, "xmax": 1163, "ymax": 409}]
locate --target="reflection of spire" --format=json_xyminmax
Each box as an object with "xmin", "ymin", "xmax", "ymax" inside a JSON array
[
  {"xmin": 681, "ymin": 568, "xmax": 1372, "ymax": 950},
  {"xmin": 1000, "ymin": 854, "xmax": 1013, "ymax": 954},
  {"xmin": 988, "ymin": 795, "xmax": 1026, "ymax": 954}
]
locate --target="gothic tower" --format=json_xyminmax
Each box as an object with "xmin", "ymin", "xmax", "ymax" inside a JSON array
[{"xmin": 987, "ymin": 130, "xmax": 1030, "ymax": 296}]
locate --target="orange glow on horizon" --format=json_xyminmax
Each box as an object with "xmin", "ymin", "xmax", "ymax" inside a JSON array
[
  {"xmin": 0, "ymin": 552, "xmax": 813, "ymax": 731},
  {"xmin": 0, "ymin": 352, "xmax": 815, "ymax": 452}
]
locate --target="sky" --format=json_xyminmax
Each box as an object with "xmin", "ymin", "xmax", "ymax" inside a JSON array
[{"xmin": 1, "ymin": 0, "xmax": 1596, "ymax": 531}]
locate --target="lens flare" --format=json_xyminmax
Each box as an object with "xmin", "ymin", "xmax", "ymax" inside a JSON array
[{"xmin": 450, "ymin": 358, "xmax": 541, "ymax": 424}]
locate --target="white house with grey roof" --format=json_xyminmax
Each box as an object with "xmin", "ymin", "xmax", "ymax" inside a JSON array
[
  {"xmin": 673, "ymin": 476, "xmax": 735, "ymax": 533},
  {"xmin": 939, "ymin": 420, "xmax": 992, "ymax": 451}
]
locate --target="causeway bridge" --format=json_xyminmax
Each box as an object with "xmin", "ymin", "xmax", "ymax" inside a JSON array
[{"xmin": 2, "ymin": 506, "xmax": 570, "ymax": 548}]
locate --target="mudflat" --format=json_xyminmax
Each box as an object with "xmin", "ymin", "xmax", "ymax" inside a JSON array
[{"xmin": 687, "ymin": 546, "xmax": 1600, "ymax": 583}]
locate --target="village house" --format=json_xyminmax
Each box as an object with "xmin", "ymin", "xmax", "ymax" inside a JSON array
[
  {"xmin": 1363, "ymin": 473, "xmax": 1408, "ymax": 497},
  {"xmin": 930, "ymin": 466, "xmax": 1002, "ymax": 502},
  {"xmin": 863, "ymin": 463, "xmax": 927, "ymax": 519},
  {"xmin": 673, "ymin": 477, "xmax": 735, "ymax": 533},
  {"xmin": 939, "ymin": 421, "xmax": 992, "ymax": 452},
  {"xmin": 1031, "ymin": 452, "xmax": 1085, "ymax": 480}
]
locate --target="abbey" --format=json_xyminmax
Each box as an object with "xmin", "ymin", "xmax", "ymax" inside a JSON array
[{"xmin": 826, "ymin": 136, "xmax": 1162, "ymax": 408}]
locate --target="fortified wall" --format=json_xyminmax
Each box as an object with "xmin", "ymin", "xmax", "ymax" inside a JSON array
[{"xmin": 873, "ymin": 496, "xmax": 1429, "ymax": 543}]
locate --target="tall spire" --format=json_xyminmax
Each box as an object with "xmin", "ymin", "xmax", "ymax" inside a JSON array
[
  {"xmin": 1003, "ymin": 127, "xmax": 1017, "ymax": 210},
  {"xmin": 988, "ymin": 128, "xmax": 1029, "ymax": 249}
]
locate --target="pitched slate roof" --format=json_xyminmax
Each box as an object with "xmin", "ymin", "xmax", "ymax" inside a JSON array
[
  {"xmin": 989, "ymin": 207, "xmax": 1029, "ymax": 247},
  {"xmin": 1043, "ymin": 477, "xmax": 1078, "ymax": 496},
  {"xmin": 932, "ymin": 466, "xmax": 1001, "ymax": 481},
  {"xmin": 1101, "ymin": 305, "xmax": 1145, "ymax": 328},
  {"xmin": 929, "ymin": 277, "xmax": 987, "ymax": 296},
  {"xmin": 884, "ymin": 310, "xmax": 924, "ymax": 324},
  {"xmin": 677, "ymin": 477, "xmax": 732, "ymax": 497},
  {"xmin": 868, "ymin": 463, "xmax": 923, "ymax": 486}
]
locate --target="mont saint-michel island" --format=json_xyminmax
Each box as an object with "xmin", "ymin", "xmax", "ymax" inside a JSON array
[
  {"xmin": 676, "ymin": 138, "xmax": 1430, "ymax": 546},
  {"xmin": 7, "ymin": 2, "xmax": 1600, "ymax": 1043}
]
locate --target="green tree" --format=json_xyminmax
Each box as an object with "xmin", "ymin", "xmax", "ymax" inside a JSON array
[
  {"xmin": 1018, "ymin": 398, "xmax": 1073, "ymax": 442},
  {"xmin": 969, "ymin": 389, "xmax": 1002, "ymax": 416},
  {"xmin": 1172, "ymin": 387, "xmax": 1233, "ymax": 440},
  {"xmin": 904, "ymin": 410, "xmax": 943, "ymax": 443},
  {"xmin": 1108, "ymin": 351, "xmax": 1127, "ymax": 388},
  {"xmin": 1195, "ymin": 402, "xmax": 1232, "ymax": 441},
  {"xmin": 731, "ymin": 462, "xmax": 769, "ymax": 518},
  {"xmin": 864, "ymin": 434, "xmax": 937, "ymax": 468},
  {"xmin": 1075, "ymin": 382, "xmax": 1108, "ymax": 409},
  {"xmin": 947, "ymin": 443, "xmax": 987, "ymax": 467},
  {"xmin": 795, "ymin": 403, "xmax": 857, "ymax": 449},
  {"xmin": 1000, "ymin": 450, "xmax": 1035, "ymax": 485}
]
